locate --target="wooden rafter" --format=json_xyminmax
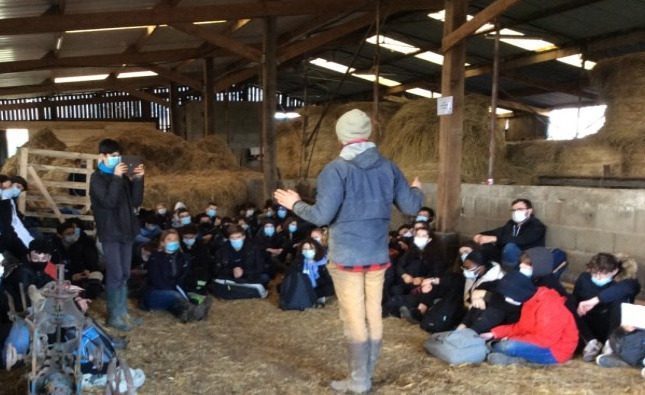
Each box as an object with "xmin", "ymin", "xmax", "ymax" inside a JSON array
[
  {"xmin": 442, "ymin": 0, "xmax": 520, "ymax": 52},
  {"xmin": 119, "ymin": 88, "xmax": 169, "ymax": 107},
  {"xmin": 0, "ymin": 76, "xmax": 166, "ymax": 97},
  {"xmin": 171, "ymin": 23, "xmax": 262, "ymax": 62}
]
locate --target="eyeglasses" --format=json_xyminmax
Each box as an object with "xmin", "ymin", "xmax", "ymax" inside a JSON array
[{"xmin": 510, "ymin": 207, "xmax": 528, "ymax": 212}]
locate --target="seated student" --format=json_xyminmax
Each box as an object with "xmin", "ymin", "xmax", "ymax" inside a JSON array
[
  {"xmin": 203, "ymin": 202, "xmax": 218, "ymax": 223},
  {"xmin": 415, "ymin": 206, "xmax": 435, "ymax": 227},
  {"xmin": 310, "ymin": 227, "xmax": 327, "ymax": 249},
  {"xmin": 391, "ymin": 226, "xmax": 445, "ymax": 297},
  {"xmin": 236, "ymin": 216, "xmax": 254, "ymax": 239},
  {"xmin": 52, "ymin": 220, "xmax": 103, "ymax": 299},
  {"xmin": 214, "ymin": 224, "xmax": 268, "ymax": 286},
  {"xmin": 595, "ymin": 303, "xmax": 645, "ymax": 372},
  {"xmin": 134, "ymin": 212, "xmax": 162, "ymax": 247},
  {"xmin": 170, "ymin": 202, "xmax": 187, "ymax": 228},
  {"xmin": 0, "ymin": 175, "xmax": 34, "ymax": 258},
  {"xmin": 279, "ymin": 217, "xmax": 304, "ymax": 264},
  {"xmin": 456, "ymin": 251, "xmax": 506, "ymax": 333},
  {"xmin": 296, "ymin": 238, "xmax": 334, "ymax": 304},
  {"xmin": 518, "ymin": 247, "xmax": 570, "ymax": 297},
  {"xmin": 575, "ymin": 253, "xmax": 641, "ymax": 362},
  {"xmin": 254, "ymin": 219, "xmax": 285, "ymax": 278},
  {"xmin": 258, "ymin": 199, "xmax": 275, "ymax": 220},
  {"xmin": 481, "ymin": 271, "xmax": 579, "ymax": 365},
  {"xmin": 473, "ymin": 198, "xmax": 546, "ymax": 269},
  {"xmin": 173, "ymin": 208, "xmax": 192, "ymax": 229},
  {"xmin": 180, "ymin": 225, "xmax": 215, "ymax": 295},
  {"xmin": 140, "ymin": 229, "xmax": 212, "ymax": 322},
  {"xmin": 153, "ymin": 202, "xmax": 172, "ymax": 229},
  {"xmin": 276, "ymin": 205, "xmax": 289, "ymax": 222}
]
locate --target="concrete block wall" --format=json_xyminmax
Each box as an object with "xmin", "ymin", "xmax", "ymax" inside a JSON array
[{"xmin": 456, "ymin": 184, "xmax": 645, "ymax": 296}]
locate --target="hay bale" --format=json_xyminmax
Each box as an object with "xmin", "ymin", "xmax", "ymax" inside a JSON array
[
  {"xmin": 143, "ymin": 170, "xmax": 262, "ymax": 216},
  {"xmin": 1, "ymin": 128, "xmax": 67, "ymax": 175},
  {"xmin": 276, "ymin": 102, "xmax": 401, "ymax": 179}
]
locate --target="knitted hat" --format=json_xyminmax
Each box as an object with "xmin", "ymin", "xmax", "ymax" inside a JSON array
[
  {"xmin": 496, "ymin": 271, "xmax": 537, "ymax": 303},
  {"xmin": 525, "ymin": 247, "xmax": 553, "ymax": 278},
  {"xmin": 335, "ymin": 109, "xmax": 372, "ymax": 144}
]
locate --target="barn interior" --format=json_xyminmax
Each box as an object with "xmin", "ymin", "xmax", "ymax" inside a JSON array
[{"xmin": 0, "ymin": 0, "xmax": 643, "ymax": 393}]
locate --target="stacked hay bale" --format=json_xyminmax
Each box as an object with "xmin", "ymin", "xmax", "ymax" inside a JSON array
[{"xmin": 1, "ymin": 128, "xmax": 260, "ymax": 215}]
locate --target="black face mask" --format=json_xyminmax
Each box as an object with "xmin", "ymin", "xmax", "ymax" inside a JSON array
[{"xmin": 30, "ymin": 260, "xmax": 48, "ymax": 272}]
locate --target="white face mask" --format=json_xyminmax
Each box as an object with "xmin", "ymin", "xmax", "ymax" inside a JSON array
[
  {"xmin": 512, "ymin": 210, "xmax": 529, "ymax": 224},
  {"xmin": 463, "ymin": 268, "xmax": 478, "ymax": 280},
  {"xmin": 413, "ymin": 237, "xmax": 429, "ymax": 250},
  {"xmin": 519, "ymin": 267, "xmax": 533, "ymax": 278}
]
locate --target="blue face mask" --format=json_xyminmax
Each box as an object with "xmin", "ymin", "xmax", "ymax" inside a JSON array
[
  {"xmin": 206, "ymin": 208, "xmax": 216, "ymax": 218},
  {"xmin": 165, "ymin": 241, "xmax": 180, "ymax": 254},
  {"xmin": 264, "ymin": 226, "xmax": 275, "ymax": 237},
  {"xmin": 241, "ymin": 224, "xmax": 249, "ymax": 230},
  {"xmin": 105, "ymin": 155, "xmax": 121, "ymax": 169},
  {"xmin": 416, "ymin": 215, "xmax": 429, "ymax": 222},
  {"xmin": 302, "ymin": 249, "xmax": 316, "ymax": 260},
  {"xmin": 180, "ymin": 216, "xmax": 191, "ymax": 225},
  {"xmin": 230, "ymin": 239, "xmax": 244, "ymax": 251},
  {"xmin": 288, "ymin": 224, "xmax": 297, "ymax": 233},
  {"xmin": 591, "ymin": 276, "xmax": 613, "ymax": 287},
  {"xmin": 1, "ymin": 186, "xmax": 21, "ymax": 200},
  {"xmin": 519, "ymin": 267, "xmax": 533, "ymax": 278},
  {"xmin": 277, "ymin": 209, "xmax": 287, "ymax": 219},
  {"xmin": 74, "ymin": 227, "xmax": 81, "ymax": 238},
  {"xmin": 183, "ymin": 238, "xmax": 196, "ymax": 248}
]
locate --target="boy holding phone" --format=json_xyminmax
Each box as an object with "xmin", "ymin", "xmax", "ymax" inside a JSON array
[{"xmin": 90, "ymin": 139, "xmax": 144, "ymax": 331}]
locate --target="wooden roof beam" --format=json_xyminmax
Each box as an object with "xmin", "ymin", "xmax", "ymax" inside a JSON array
[
  {"xmin": 119, "ymin": 88, "xmax": 169, "ymax": 107},
  {"xmin": 0, "ymin": 76, "xmax": 167, "ymax": 98},
  {"xmin": 171, "ymin": 23, "xmax": 262, "ymax": 62},
  {"xmin": 442, "ymin": 0, "xmax": 521, "ymax": 52},
  {"xmin": 146, "ymin": 65, "xmax": 202, "ymax": 92}
]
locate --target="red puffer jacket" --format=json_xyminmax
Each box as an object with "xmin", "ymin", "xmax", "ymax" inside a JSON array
[{"xmin": 491, "ymin": 287, "xmax": 579, "ymax": 363}]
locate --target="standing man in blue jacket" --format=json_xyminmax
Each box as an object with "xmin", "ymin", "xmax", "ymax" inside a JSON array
[
  {"xmin": 275, "ymin": 109, "xmax": 424, "ymax": 393},
  {"xmin": 90, "ymin": 139, "xmax": 144, "ymax": 331}
]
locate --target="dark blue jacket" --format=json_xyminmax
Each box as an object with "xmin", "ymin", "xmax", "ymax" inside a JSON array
[
  {"xmin": 146, "ymin": 251, "xmax": 190, "ymax": 291},
  {"xmin": 573, "ymin": 272, "xmax": 641, "ymax": 305},
  {"xmin": 482, "ymin": 216, "xmax": 546, "ymax": 250},
  {"xmin": 293, "ymin": 147, "xmax": 423, "ymax": 266},
  {"xmin": 90, "ymin": 171, "xmax": 143, "ymax": 243}
]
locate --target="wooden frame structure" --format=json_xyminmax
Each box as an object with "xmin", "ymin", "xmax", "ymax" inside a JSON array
[{"xmin": 18, "ymin": 147, "xmax": 96, "ymax": 234}]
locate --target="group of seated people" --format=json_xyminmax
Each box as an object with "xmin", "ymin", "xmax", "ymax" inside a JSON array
[
  {"xmin": 383, "ymin": 199, "xmax": 643, "ymax": 371},
  {"xmin": 0, "ymin": 182, "xmax": 643, "ymax": 378}
]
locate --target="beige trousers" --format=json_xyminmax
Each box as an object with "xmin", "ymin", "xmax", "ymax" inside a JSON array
[{"xmin": 328, "ymin": 263, "xmax": 386, "ymax": 343}]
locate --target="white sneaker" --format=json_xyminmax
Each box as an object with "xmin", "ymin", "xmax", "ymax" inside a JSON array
[
  {"xmin": 601, "ymin": 339, "xmax": 613, "ymax": 355},
  {"xmin": 119, "ymin": 368, "xmax": 145, "ymax": 392},
  {"xmin": 583, "ymin": 339, "xmax": 602, "ymax": 362}
]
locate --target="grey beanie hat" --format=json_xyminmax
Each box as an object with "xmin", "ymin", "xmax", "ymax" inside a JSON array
[{"xmin": 335, "ymin": 109, "xmax": 372, "ymax": 144}]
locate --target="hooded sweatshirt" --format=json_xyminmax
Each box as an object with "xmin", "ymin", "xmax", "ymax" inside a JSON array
[
  {"xmin": 491, "ymin": 287, "xmax": 579, "ymax": 363},
  {"xmin": 293, "ymin": 146, "xmax": 423, "ymax": 266}
]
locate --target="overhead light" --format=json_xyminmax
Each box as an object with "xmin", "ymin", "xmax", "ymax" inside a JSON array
[
  {"xmin": 557, "ymin": 54, "xmax": 596, "ymax": 70},
  {"xmin": 366, "ymin": 35, "xmax": 419, "ymax": 54},
  {"xmin": 490, "ymin": 107, "xmax": 514, "ymax": 115},
  {"xmin": 193, "ymin": 20, "xmax": 226, "ymax": 25},
  {"xmin": 55, "ymin": 36, "xmax": 63, "ymax": 51},
  {"xmin": 117, "ymin": 70, "xmax": 158, "ymax": 79},
  {"xmin": 54, "ymin": 74, "xmax": 109, "ymax": 83},
  {"xmin": 309, "ymin": 58, "xmax": 355, "ymax": 74},
  {"xmin": 274, "ymin": 112, "xmax": 301, "ymax": 120},
  {"xmin": 353, "ymin": 74, "xmax": 401, "ymax": 87},
  {"xmin": 406, "ymin": 88, "xmax": 439, "ymax": 98}
]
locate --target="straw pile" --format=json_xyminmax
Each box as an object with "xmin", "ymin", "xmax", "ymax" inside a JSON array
[
  {"xmin": 507, "ymin": 52, "xmax": 645, "ymax": 181},
  {"xmin": 3, "ymin": 291, "xmax": 642, "ymax": 395},
  {"xmin": 276, "ymin": 102, "xmax": 401, "ymax": 179}
]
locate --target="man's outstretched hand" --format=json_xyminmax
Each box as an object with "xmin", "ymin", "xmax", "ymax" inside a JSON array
[{"xmin": 273, "ymin": 189, "xmax": 302, "ymax": 211}]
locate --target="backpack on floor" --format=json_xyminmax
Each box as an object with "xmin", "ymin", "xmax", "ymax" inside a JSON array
[
  {"xmin": 610, "ymin": 328, "xmax": 645, "ymax": 366},
  {"xmin": 424, "ymin": 328, "xmax": 489, "ymax": 365},
  {"xmin": 211, "ymin": 279, "xmax": 268, "ymax": 300},
  {"xmin": 279, "ymin": 269, "xmax": 317, "ymax": 311}
]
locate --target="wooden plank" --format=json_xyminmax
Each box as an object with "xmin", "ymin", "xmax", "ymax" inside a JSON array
[
  {"xmin": 436, "ymin": 0, "xmax": 467, "ymax": 233},
  {"xmin": 25, "ymin": 211, "xmax": 94, "ymax": 221},
  {"xmin": 27, "ymin": 166, "xmax": 65, "ymax": 223},
  {"xmin": 18, "ymin": 147, "xmax": 29, "ymax": 213},
  {"xmin": 203, "ymin": 57, "xmax": 215, "ymax": 137},
  {"xmin": 30, "ymin": 163, "xmax": 94, "ymax": 174},
  {"xmin": 147, "ymin": 65, "xmax": 203, "ymax": 92},
  {"xmin": 537, "ymin": 176, "xmax": 645, "ymax": 189},
  {"xmin": 26, "ymin": 148, "xmax": 97, "ymax": 160},
  {"xmin": 27, "ymin": 194, "xmax": 88, "ymax": 205},
  {"xmin": 172, "ymin": 23, "xmax": 262, "ymax": 62},
  {"xmin": 120, "ymin": 88, "xmax": 169, "ymax": 107},
  {"xmin": 442, "ymin": 0, "xmax": 520, "ymax": 52},
  {"xmin": 42, "ymin": 180, "xmax": 87, "ymax": 189}
]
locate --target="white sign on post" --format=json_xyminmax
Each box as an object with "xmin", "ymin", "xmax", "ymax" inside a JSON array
[{"xmin": 437, "ymin": 96, "xmax": 454, "ymax": 116}]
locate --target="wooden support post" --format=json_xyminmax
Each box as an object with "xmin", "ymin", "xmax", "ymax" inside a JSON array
[
  {"xmin": 262, "ymin": 16, "xmax": 278, "ymax": 199},
  {"xmin": 203, "ymin": 56, "xmax": 215, "ymax": 137},
  {"xmin": 436, "ymin": 0, "xmax": 467, "ymax": 234},
  {"xmin": 487, "ymin": 24, "xmax": 500, "ymax": 184},
  {"xmin": 18, "ymin": 147, "xmax": 28, "ymax": 213},
  {"xmin": 169, "ymin": 82, "xmax": 181, "ymax": 137}
]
